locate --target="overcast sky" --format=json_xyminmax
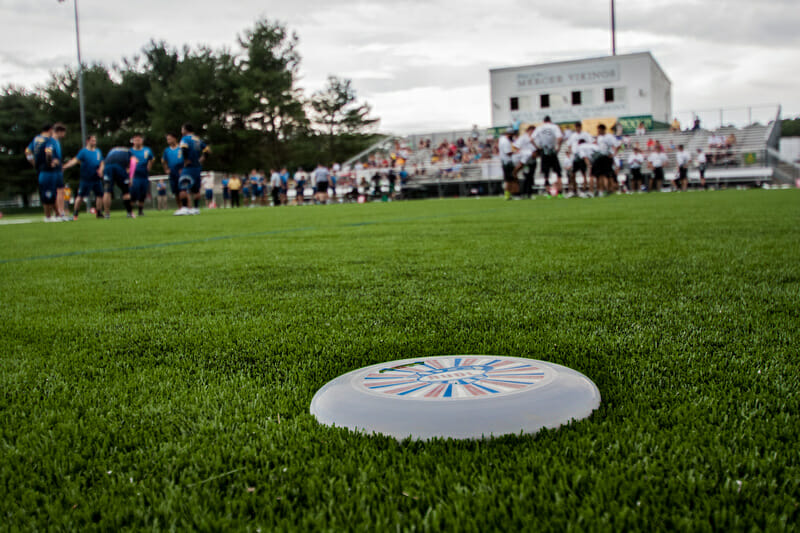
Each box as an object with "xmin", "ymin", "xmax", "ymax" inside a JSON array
[{"xmin": 1, "ymin": 0, "xmax": 797, "ymax": 134}]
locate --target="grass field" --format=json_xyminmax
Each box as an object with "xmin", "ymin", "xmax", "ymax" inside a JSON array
[{"xmin": 1, "ymin": 190, "xmax": 799, "ymax": 531}]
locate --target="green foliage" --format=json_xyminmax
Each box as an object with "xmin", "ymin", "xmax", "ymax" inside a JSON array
[
  {"xmin": 311, "ymin": 76, "xmax": 379, "ymax": 162},
  {"xmin": 0, "ymin": 87, "xmax": 48, "ymax": 204},
  {"xmin": 0, "ymin": 190, "xmax": 799, "ymax": 530},
  {"xmin": 0, "ymin": 18, "xmax": 381, "ymax": 199},
  {"xmin": 781, "ymin": 117, "xmax": 800, "ymax": 137}
]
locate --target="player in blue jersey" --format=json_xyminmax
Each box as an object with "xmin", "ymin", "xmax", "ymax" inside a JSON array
[
  {"xmin": 176, "ymin": 123, "xmax": 210, "ymax": 215},
  {"xmin": 25, "ymin": 124, "xmax": 58, "ymax": 220},
  {"xmin": 161, "ymin": 132, "xmax": 183, "ymax": 209},
  {"xmin": 129, "ymin": 133, "xmax": 154, "ymax": 216},
  {"xmin": 102, "ymin": 146, "xmax": 137, "ymax": 218},
  {"xmin": 63, "ymin": 134, "xmax": 104, "ymax": 220},
  {"xmin": 50, "ymin": 123, "xmax": 69, "ymax": 220}
]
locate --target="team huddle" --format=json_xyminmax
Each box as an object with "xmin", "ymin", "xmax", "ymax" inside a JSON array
[
  {"xmin": 25, "ymin": 122, "xmax": 209, "ymax": 221},
  {"xmin": 498, "ymin": 117, "xmax": 704, "ymax": 199}
]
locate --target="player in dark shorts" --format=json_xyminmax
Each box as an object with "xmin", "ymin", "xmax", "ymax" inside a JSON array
[
  {"xmin": 162, "ymin": 133, "xmax": 184, "ymax": 209},
  {"xmin": 63, "ymin": 134, "xmax": 104, "ymax": 219},
  {"xmin": 129, "ymin": 133, "xmax": 154, "ymax": 216},
  {"xmin": 102, "ymin": 147, "xmax": 136, "ymax": 218},
  {"xmin": 177, "ymin": 123, "xmax": 210, "ymax": 215}
]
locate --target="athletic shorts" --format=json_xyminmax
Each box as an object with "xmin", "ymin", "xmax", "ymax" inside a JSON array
[
  {"xmin": 592, "ymin": 155, "xmax": 614, "ymax": 178},
  {"xmin": 169, "ymin": 172, "xmax": 180, "ymax": 195},
  {"xmin": 653, "ymin": 167, "xmax": 665, "ymax": 182},
  {"xmin": 223, "ymin": 188, "xmax": 230, "ymax": 199},
  {"xmin": 255, "ymin": 186, "xmax": 264, "ymax": 197},
  {"xmin": 38, "ymin": 171, "xmax": 59, "ymax": 205},
  {"xmin": 540, "ymin": 153, "xmax": 562, "ymax": 179},
  {"xmin": 180, "ymin": 167, "xmax": 202, "ymax": 194},
  {"xmin": 502, "ymin": 162, "xmax": 514, "ymax": 182},
  {"xmin": 78, "ymin": 180, "xmax": 103, "ymax": 198},
  {"xmin": 698, "ymin": 164, "xmax": 706, "ymax": 177},
  {"xmin": 572, "ymin": 158, "xmax": 587, "ymax": 174},
  {"xmin": 630, "ymin": 168, "xmax": 642, "ymax": 182},
  {"xmin": 130, "ymin": 178, "xmax": 150, "ymax": 202},
  {"xmin": 54, "ymin": 172, "xmax": 64, "ymax": 189},
  {"xmin": 242, "ymin": 187, "xmax": 250, "ymax": 197},
  {"xmin": 316, "ymin": 181, "xmax": 329, "ymax": 194},
  {"xmin": 103, "ymin": 163, "xmax": 130, "ymax": 194},
  {"xmin": 205, "ymin": 189, "xmax": 213, "ymax": 200},
  {"xmin": 679, "ymin": 167, "xmax": 688, "ymax": 180}
]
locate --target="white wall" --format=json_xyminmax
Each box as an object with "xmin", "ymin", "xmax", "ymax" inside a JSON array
[
  {"xmin": 780, "ymin": 137, "xmax": 800, "ymax": 163},
  {"xmin": 490, "ymin": 52, "xmax": 671, "ymax": 126}
]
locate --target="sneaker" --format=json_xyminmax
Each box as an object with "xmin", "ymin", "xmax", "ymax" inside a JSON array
[
  {"xmin": 73, "ymin": 215, "xmax": 79, "ymax": 221},
  {"xmin": 104, "ymin": 215, "xmax": 110, "ymax": 219},
  {"xmin": 189, "ymin": 208, "xmax": 200, "ymax": 215},
  {"xmin": 173, "ymin": 207, "xmax": 189, "ymax": 216},
  {"xmin": 127, "ymin": 213, "xmax": 136, "ymax": 218}
]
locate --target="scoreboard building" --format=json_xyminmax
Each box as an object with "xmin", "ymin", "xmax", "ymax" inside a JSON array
[{"xmin": 490, "ymin": 52, "xmax": 672, "ymax": 133}]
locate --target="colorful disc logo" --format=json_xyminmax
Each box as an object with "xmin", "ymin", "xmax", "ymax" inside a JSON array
[{"xmin": 360, "ymin": 357, "xmax": 555, "ymax": 400}]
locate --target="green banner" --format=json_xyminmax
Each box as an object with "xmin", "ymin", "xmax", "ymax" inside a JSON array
[{"xmin": 618, "ymin": 115, "xmax": 654, "ymax": 135}]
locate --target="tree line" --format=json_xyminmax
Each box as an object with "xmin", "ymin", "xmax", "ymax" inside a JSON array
[{"xmin": 0, "ymin": 18, "xmax": 380, "ymax": 204}]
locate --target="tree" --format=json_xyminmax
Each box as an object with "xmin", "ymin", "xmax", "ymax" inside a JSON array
[
  {"xmin": 310, "ymin": 76, "xmax": 379, "ymax": 162},
  {"xmin": 0, "ymin": 87, "xmax": 48, "ymax": 206},
  {"xmin": 782, "ymin": 117, "xmax": 800, "ymax": 137}
]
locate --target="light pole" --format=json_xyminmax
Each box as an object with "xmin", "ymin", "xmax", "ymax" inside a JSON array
[
  {"xmin": 70, "ymin": 0, "xmax": 88, "ymax": 145},
  {"xmin": 610, "ymin": 0, "xmax": 617, "ymax": 56}
]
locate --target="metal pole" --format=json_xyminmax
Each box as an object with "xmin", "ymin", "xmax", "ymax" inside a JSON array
[
  {"xmin": 610, "ymin": 0, "xmax": 617, "ymax": 55},
  {"xmin": 73, "ymin": 0, "xmax": 87, "ymax": 145}
]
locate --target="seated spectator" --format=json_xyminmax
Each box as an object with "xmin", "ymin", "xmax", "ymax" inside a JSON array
[
  {"xmin": 670, "ymin": 117, "xmax": 681, "ymax": 132},
  {"xmin": 725, "ymin": 133, "xmax": 737, "ymax": 149},
  {"xmin": 692, "ymin": 117, "xmax": 701, "ymax": 131},
  {"xmin": 635, "ymin": 121, "xmax": 647, "ymax": 136}
]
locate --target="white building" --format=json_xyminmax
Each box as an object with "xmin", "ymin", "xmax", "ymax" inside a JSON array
[{"xmin": 490, "ymin": 52, "xmax": 671, "ymax": 132}]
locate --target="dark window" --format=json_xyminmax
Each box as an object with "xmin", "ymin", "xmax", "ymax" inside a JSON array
[
  {"xmin": 604, "ymin": 88, "xmax": 614, "ymax": 103},
  {"xmin": 571, "ymin": 91, "xmax": 581, "ymax": 105},
  {"xmin": 510, "ymin": 97, "xmax": 519, "ymax": 111},
  {"xmin": 540, "ymin": 94, "xmax": 550, "ymax": 109}
]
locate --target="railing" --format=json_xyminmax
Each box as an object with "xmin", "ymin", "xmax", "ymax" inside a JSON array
[{"xmin": 673, "ymin": 104, "xmax": 781, "ymax": 133}]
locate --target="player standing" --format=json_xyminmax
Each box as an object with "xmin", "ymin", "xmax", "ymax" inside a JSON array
[
  {"xmin": 565, "ymin": 121, "xmax": 593, "ymax": 197},
  {"xmin": 696, "ymin": 148, "xmax": 707, "ymax": 189},
  {"xmin": 498, "ymin": 128, "xmax": 515, "ymax": 200},
  {"xmin": 594, "ymin": 124, "xmax": 621, "ymax": 196},
  {"xmin": 178, "ymin": 123, "xmax": 210, "ymax": 215},
  {"xmin": 162, "ymin": 133, "xmax": 184, "ymax": 211},
  {"xmin": 533, "ymin": 116, "xmax": 564, "ymax": 197},
  {"xmin": 314, "ymin": 163, "xmax": 330, "ymax": 204},
  {"xmin": 675, "ymin": 145, "xmax": 691, "ymax": 192},
  {"xmin": 49, "ymin": 123, "xmax": 69, "ymax": 220},
  {"xmin": 626, "ymin": 146, "xmax": 645, "ymax": 193},
  {"xmin": 647, "ymin": 144, "xmax": 669, "ymax": 193},
  {"xmin": 25, "ymin": 124, "xmax": 58, "ymax": 221},
  {"xmin": 63, "ymin": 134, "xmax": 104, "ymax": 219},
  {"xmin": 513, "ymin": 125, "xmax": 537, "ymax": 199},
  {"xmin": 102, "ymin": 146, "xmax": 137, "ymax": 218},
  {"xmin": 129, "ymin": 134, "xmax": 153, "ymax": 217}
]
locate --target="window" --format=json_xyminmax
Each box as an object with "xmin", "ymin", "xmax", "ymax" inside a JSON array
[
  {"xmin": 510, "ymin": 97, "xmax": 519, "ymax": 111},
  {"xmin": 604, "ymin": 88, "xmax": 615, "ymax": 103},
  {"xmin": 540, "ymin": 94, "xmax": 550, "ymax": 109},
  {"xmin": 571, "ymin": 91, "xmax": 581, "ymax": 106}
]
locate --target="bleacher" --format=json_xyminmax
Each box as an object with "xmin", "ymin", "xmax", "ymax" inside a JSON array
[{"xmin": 343, "ymin": 116, "xmax": 786, "ymax": 197}]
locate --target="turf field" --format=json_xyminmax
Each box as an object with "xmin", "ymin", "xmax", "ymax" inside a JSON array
[{"xmin": 1, "ymin": 190, "xmax": 799, "ymax": 531}]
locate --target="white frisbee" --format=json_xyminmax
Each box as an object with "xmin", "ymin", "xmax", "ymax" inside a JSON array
[{"xmin": 310, "ymin": 355, "xmax": 600, "ymax": 440}]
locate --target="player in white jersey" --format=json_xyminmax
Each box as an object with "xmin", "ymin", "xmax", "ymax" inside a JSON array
[
  {"xmin": 498, "ymin": 128, "xmax": 515, "ymax": 200},
  {"xmin": 513, "ymin": 125, "xmax": 537, "ymax": 198},
  {"xmin": 575, "ymin": 140, "xmax": 599, "ymax": 196},
  {"xmin": 675, "ymin": 145, "xmax": 691, "ymax": 191},
  {"xmin": 647, "ymin": 145, "xmax": 669, "ymax": 192},
  {"xmin": 565, "ymin": 121, "xmax": 594, "ymax": 197},
  {"xmin": 593, "ymin": 124, "xmax": 621, "ymax": 195},
  {"xmin": 626, "ymin": 146, "xmax": 646, "ymax": 192},
  {"xmin": 696, "ymin": 148, "xmax": 707, "ymax": 189},
  {"xmin": 532, "ymin": 116, "xmax": 564, "ymax": 196}
]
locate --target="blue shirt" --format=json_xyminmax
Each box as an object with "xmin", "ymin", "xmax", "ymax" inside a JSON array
[
  {"xmin": 26, "ymin": 135, "xmax": 50, "ymax": 172},
  {"xmin": 162, "ymin": 146, "xmax": 183, "ymax": 176},
  {"xmin": 49, "ymin": 137, "xmax": 63, "ymax": 173},
  {"xmin": 76, "ymin": 147, "xmax": 103, "ymax": 181},
  {"xmin": 179, "ymin": 134, "xmax": 208, "ymax": 168},
  {"xmin": 221, "ymin": 178, "xmax": 229, "ymax": 189},
  {"xmin": 279, "ymin": 171, "xmax": 289, "ymax": 187},
  {"xmin": 130, "ymin": 147, "xmax": 154, "ymax": 180},
  {"xmin": 105, "ymin": 147, "xmax": 133, "ymax": 168}
]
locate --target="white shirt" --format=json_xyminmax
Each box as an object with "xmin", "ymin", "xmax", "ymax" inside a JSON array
[
  {"xmin": 270, "ymin": 172, "xmax": 282, "ymax": 188},
  {"xmin": 627, "ymin": 153, "xmax": 645, "ymax": 169},
  {"xmin": 567, "ymin": 131, "xmax": 594, "ymax": 156},
  {"xmin": 498, "ymin": 135, "xmax": 513, "ymax": 164},
  {"xmin": 576, "ymin": 143, "xmax": 598, "ymax": 161},
  {"xmin": 201, "ymin": 175, "xmax": 214, "ymax": 190},
  {"xmin": 676, "ymin": 151, "xmax": 691, "ymax": 168},
  {"xmin": 649, "ymin": 152, "xmax": 669, "ymax": 168},
  {"xmin": 532, "ymin": 123, "xmax": 563, "ymax": 152},
  {"xmin": 314, "ymin": 167, "xmax": 329, "ymax": 184},
  {"xmin": 513, "ymin": 132, "xmax": 535, "ymax": 161},
  {"xmin": 596, "ymin": 134, "xmax": 620, "ymax": 156},
  {"xmin": 696, "ymin": 152, "xmax": 707, "ymax": 165}
]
